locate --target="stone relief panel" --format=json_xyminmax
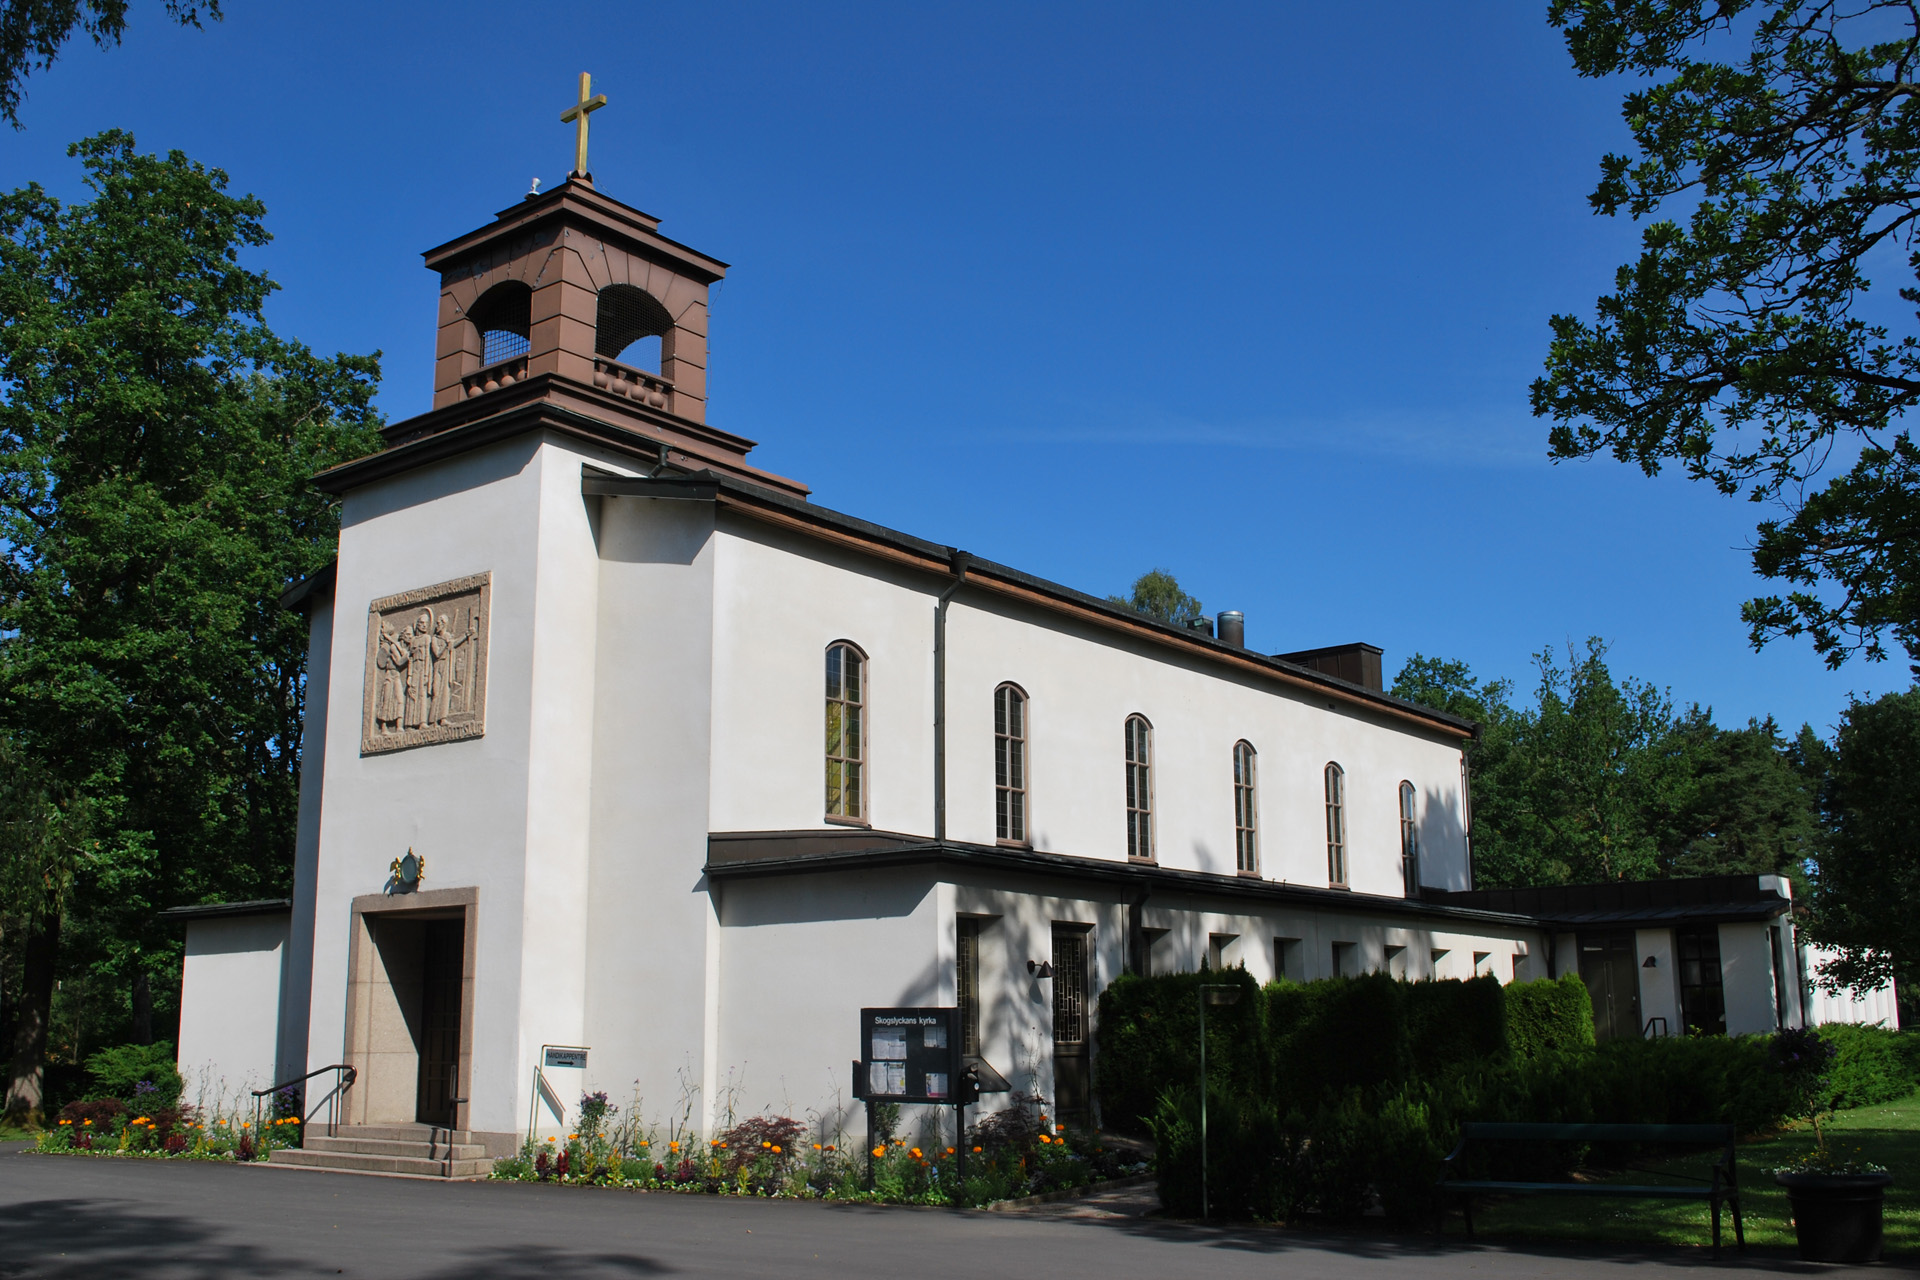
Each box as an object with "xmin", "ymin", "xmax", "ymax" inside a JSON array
[{"xmin": 361, "ymin": 573, "xmax": 490, "ymax": 756}]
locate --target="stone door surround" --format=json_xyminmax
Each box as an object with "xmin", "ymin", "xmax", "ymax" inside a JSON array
[{"xmin": 342, "ymin": 887, "xmax": 478, "ymax": 1134}]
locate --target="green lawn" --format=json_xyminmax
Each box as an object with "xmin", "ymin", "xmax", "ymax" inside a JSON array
[{"xmin": 1458, "ymin": 1092, "xmax": 1920, "ymax": 1256}]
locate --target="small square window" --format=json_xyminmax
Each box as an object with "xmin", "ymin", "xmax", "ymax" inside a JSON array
[
  {"xmin": 1331, "ymin": 941, "xmax": 1357, "ymax": 978},
  {"xmin": 1274, "ymin": 937, "xmax": 1302, "ymax": 983}
]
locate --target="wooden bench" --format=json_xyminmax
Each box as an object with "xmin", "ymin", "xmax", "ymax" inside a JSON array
[{"xmin": 1437, "ymin": 1122, "xmax": 1745, "ymax": 1256}]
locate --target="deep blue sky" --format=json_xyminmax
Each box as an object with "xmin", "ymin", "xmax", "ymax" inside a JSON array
[{"xmin": 0, "ymin": 2, "xmax": 1898, "ymax": 735}]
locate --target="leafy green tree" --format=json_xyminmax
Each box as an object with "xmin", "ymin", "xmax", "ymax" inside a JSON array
[
  {"xmin": 1535, "ymin": 2, "xmax": 1920, "ymax": 668},
  {"xmin": 1394, "ymin": 642, "xmax": 1822, "ymax": 889},
  {"xmin": 1804, "ymin": 686, "xmax": 1920, "ymax": 994},
  {"xmin": 0, "ymin": 132, "xmax": 381, "ymax": 1107},
  {"xmin": 1108, "ymin": 569, "xmax": 1205, "ymax": 627},
  {"xmin": 1658, "ymin": 715, "xmax": 1821, "ymax": 887},
  {"xmin": 0, "ymin": 738, "xmax": 89, "ymax": 1122},
  {"xmin": 0, "ymin": 2, "xmax": 219, "ymax": 127}
]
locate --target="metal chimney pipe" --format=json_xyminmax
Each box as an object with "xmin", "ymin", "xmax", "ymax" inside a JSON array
[{"xmin": 1217, "ymin": 611, "xmax": 1245, "ymax": 648}]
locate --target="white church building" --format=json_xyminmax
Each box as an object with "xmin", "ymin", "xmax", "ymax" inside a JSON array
[{"xmin": 169, "ymin": 170, "xmax": 1893, "ymax": 1167}]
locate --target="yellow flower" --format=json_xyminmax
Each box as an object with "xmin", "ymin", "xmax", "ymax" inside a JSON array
[
  {"xmin": 669, "ymin": 1141, "xmax": 680, "ymax": 1151},
  {"xmin": 82, "ymin": 1120, "xmax": 92, "ymax": 1126},
  {"xmin": 812, "ymin": 1143, "xmax": 822, "ymax": 1150},
  {"xmin": 761, "ymin": 1141, "xmax": 770, "ymax": 1148},
  {"xmin": 567, "ymin": 1134, "xmax": 578, "ymax": 1141}
]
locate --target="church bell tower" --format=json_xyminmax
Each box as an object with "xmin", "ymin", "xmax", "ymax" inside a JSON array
[{"xmin": 361, "ymin": 73, "xmax": 807, "ymax": 498}]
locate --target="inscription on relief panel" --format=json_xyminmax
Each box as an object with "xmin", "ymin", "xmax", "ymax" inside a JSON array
[{"xmin": 361, "ymin": 573, "xmax": 490, "ymax": 755}]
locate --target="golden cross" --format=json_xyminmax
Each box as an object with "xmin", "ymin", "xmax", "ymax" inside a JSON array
[{"xmin": 560, "ymin": 72, "xmax": 607, "ymax": 178}]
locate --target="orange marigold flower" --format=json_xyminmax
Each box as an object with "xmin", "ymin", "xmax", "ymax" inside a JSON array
[
  {"xmin": 972, "ymin": 1146, "xmax": 983, "ymax": 1153},
  {"xmin": 812, "ymin": 1143, "xmax": 822, "ymax": 1150},
  {"xmin": 910, "ymin": 1148, "xmax": 922, "ymax": 1159},
  {"xmin": 872, "ymin": 1146, "xmax": 885, "ymax": 1158},
  {"xmin": 1038, "ymin": 1134, "xmax": 1050, "ymax": 1144},
  {"xmin": 771, "ymin": 1145, "xmax": 781, "ymax": 1153}
]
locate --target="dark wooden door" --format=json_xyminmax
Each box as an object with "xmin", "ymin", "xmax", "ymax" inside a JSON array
[
  {"xmin": 1577, "ymin": 930, "xmax": 1641, "ymax": 1042},
  {"xmin": 415, "ymin": 917, "xmax": 464, "ymax": 1127},
  {"xmin": 1051, "ymin": 925, "xmax": 1090, "ymax": 1120}
]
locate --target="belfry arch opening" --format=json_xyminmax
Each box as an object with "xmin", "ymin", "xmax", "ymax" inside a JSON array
[
  {"xmin": 596, "ymin": 283, "xmax": 673, "ymax": 373},
  {"xmin": 468, "ymin": 282, "xmax": 532, "ymax": 368}
]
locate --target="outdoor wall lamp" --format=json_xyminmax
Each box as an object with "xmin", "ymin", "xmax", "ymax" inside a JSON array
[
  {"xmin": 1026, "ymin": 960, "xmax": 1053, "ymax": 978},
  {"xmin": 1643, "ymin": 956, "xmax": 1658, "ymax": 968}
]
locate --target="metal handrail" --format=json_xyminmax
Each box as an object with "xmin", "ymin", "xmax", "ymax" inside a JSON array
[
  {"xmin": 1644, "ymin": 1016, "xmax": 1670, "ymax": 1039},
  {"xmin": 249, "ymin": 1063, "xmax": 358, "ymax": 1147}
]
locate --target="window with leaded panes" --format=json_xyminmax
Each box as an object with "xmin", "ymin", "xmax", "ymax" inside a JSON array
[
  {"xmin": 825, "ymin": 642, "xmax": 866, "ymax": 820},
  {"xmin": 1233, "ymin": 740, "xmax": 1258, "ymax": 873},
  {"xmin": 1399, "ymin": 779, "xmax": 1420, "ymax": 897},
  {"xmin": 1325, "ymin": 763, "xmax": 1347, "ymax": 887},
  {"xmin": 995, "ymin": 684, "xmax": 1027, "ymax": 843},
  {"xmin": 1124, "ymin": 715, "xmax": 1153, "ymax": 860}
]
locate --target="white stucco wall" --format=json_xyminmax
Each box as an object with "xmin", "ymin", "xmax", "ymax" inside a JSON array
[
  {"xmin": 283, "ymin": 594, "xmax": 332, "ymax": 1085},
  {"xmin": 1804, "ymin": 943, "xmax": 1902, "ymax": 1028},
  {"xmin": 1719, "ymin": 922, "xmax": 1781, "ymax": 1037},
  {"xmin": 581, "ymin": 492, "xmax": 721, "ymax": 1135},
  {"xmin": 705, "ymin": 516, "xmax": 1469, "ymax": 896},
  {"xmin": 304, "ymin": 433, "xmax": 626, "ymax": 1137},
  {"xmin": 177, "ymin": 913, "xmax": 289, "ymax": 1104},
  {"xmin": 1634, "ymin": 928, "xmax": 1680, "ymax": 1036}
]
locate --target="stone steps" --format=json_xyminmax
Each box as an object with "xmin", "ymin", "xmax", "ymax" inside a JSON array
[
  {"xmin": 303, "ymin": 1134, "xmax": 488, "ymax": 1160},
  {"xmin": 268, "ymin": 1124, "xmax": 493, "ymax": 1179}
]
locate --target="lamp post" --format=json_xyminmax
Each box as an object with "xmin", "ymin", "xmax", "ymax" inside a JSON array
[{"xmin": 1198, "ymin": 983, "xmax": 1241, "ymax": 1220}]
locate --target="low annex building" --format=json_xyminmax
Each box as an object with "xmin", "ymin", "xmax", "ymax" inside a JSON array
[{"xmin": 172, "ymin": 147, "xmax": 1895, "ymax": 1157}]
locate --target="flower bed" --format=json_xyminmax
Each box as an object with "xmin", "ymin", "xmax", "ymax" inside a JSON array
[
  {"xmin": 33, "ymin": 1097, "xmax": 300, "ymax": 1162},
  {"xmin": 490, "ymin": 1092, "xmax": 1147, "ymax": 1207}
]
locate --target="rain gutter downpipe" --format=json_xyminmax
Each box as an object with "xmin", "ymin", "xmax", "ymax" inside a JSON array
[{"xmin": 933, "ymin": 549, "xmax": 971, "ymax": 843}]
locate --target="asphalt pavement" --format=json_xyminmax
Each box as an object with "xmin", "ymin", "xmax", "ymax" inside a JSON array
[{"xmin": 0, "ymin": 1143, "xmax": 1889, "ymax": 1279}]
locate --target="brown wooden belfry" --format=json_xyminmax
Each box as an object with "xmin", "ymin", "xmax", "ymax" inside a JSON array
[{"xmin": 371, "ymin": 175, "xmax": 808, "ymax": 497}]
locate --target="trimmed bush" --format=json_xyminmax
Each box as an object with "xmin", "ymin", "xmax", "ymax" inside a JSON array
[
  {"xmin": 1817, "ymin": 1023, "xmax": 1920, "ymax": 1108},
  {"xmin": 1148, "ymin": 1082, "xmax": 1283, "ymax": 1219},
  {"xmin": 84, "ymin": 1042, "xmax": 184, "ymax": 1110},
  {"xmin": 1505, "ymin": 974, "xmax": 1595, "ymax": 1058},
  {"xmin": 1095, "ymin": 967, "xmax": 1265, "ymax": 1134}
]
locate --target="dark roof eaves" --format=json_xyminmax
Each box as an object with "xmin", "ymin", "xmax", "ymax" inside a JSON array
[
  {"xmin": 704, "ymin": 837, "xmax": 1535, "ymax": 929},
  {"xmin": 159, "ymin": 898, "xmax": 293, "ymax": 923}
]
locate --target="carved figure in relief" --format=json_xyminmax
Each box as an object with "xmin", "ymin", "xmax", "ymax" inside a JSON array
[
  {"xmin": 403, "ymin": 610, "xmax": 435, "ymax": 729},
  {"xmin": 373, "ymin": 622, "xmax": 407, "ymax": 735},
  {"xmin": 429, "ymin": 612, "xmax": 477, "ymax": 725}
]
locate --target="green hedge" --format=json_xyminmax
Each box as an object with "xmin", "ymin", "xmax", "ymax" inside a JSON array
[
  {"xmin": 1506, "ymin": 974, "xmax": 1595, "ymax": 1058},
  {"xmin": 1819, "ymin": 1023, "xmax": 1920, "ymax": 1108},
  {"xmin": 1094, "ymin": 968, "xmax": 1265, "ymax": 1134},
  {"xmin": 1100, "ymin": 967, "xmax": 1920, "ymax": 1222}
]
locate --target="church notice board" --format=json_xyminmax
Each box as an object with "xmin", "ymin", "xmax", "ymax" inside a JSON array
[{"xmin": 852, "ymin": 1008, "xmax": 967, "ymax": 1104}]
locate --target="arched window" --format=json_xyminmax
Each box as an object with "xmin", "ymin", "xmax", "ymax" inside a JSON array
[
  {"xmin": 595, "ymin": 283, "xmax": 674, "ymax": 372},
  {"xmin": 1233, "ymin": 741, "xmax": 1258, "ymax": 874},
  {"xmin": 1399, "ymin": 780, "xmax": 1420, "ymax": 897},
  {"xmin": 1124, "ymin": 715, "xmax": 1153, "ymax": 861},
  {"xmin": 1324, "ymin": 763, "xmax": 1347, "ymax": 887},
  {"xmin": 825, "ymin": 643, "xmax": 866, "ymax": 821},
  {"xmin": 469, "ymin": 282, "xmax": 532, "ymax": 367},
  {"xmin": 995, "ymin": 684, "xmax": 1028, "ymax": 844}
]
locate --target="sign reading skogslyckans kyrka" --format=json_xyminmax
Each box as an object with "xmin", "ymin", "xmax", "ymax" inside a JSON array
[
  {"xmin": 361, "ymin": 572, "xmax": 491, "ymax": 756},
  {"xmin": 853, "ymin": 1008, "xmax": 964, "ymax": 1104}
]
